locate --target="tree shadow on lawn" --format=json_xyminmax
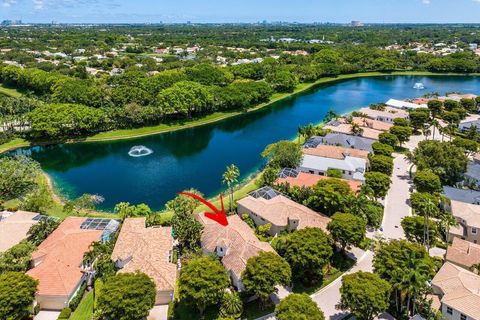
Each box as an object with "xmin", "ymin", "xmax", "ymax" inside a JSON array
[{"xmin": 292, "ymin": 251, "xmax": 356, "ymax": 295}]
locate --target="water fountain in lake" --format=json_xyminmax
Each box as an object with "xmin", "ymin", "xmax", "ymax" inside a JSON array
[
  {"xmin": 128, "ymin": 146, "xmax": 153, "ymax": 157},
  {"xmin": 413, "ymin": 82, "xmax": 425, "ymax": 90}
]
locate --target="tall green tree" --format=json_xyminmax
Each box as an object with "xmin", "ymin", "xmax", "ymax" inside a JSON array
[
  {"xmin": 241, "ymin": 252, "xmax": 291, "ymax": 305},
  {"xmin": 389, "ymin": 125, "xmax": 413, "ymax": 146},
  {"xmin": 27, "ymin": 218, "xmax": 60, "ymax": 246},
  {"xmin": 219, "ymin": 292, "xmax": 243, "ymax": 319},
  {"xmin": 306, "ymin": 178, "xmax": 353, "ymax": 215},
  {"xmin": 222, "ymin": 164, "xmax": 240, "ymax": 213},
  {"xmin": 364, "ymin": 172, "xmax": 391, "ymax": 199},
  {"xmin": 413, "ymin": 170, "xmax": 442, "ymax": 194},
  {"xmin": 327, "ymin": 213, "xmax": 366, "ymax": 252},
  {"xmin": 261, "ymin": 140, "xmax": 303, "ymax": 169},
  {"xmin": 338, "ymin": 271, "xmax": 391, "ymax": 320},
  {"xmin": 373, "ymin": 240, "xmax": 436, "ymax": 317},
  {"xmin": 97, "ymin": 272, "xmax": 156, "ymax": 320},
  {"xmin": 178, "ymin": 256, "xmax": 230, "ymax": 315},
  {"xmin": 0, "ymin": 155, "xmax": 40, "ymax": 201},
  {"xmin": 0, "ymin": 272, "xmax": 38, "ymax": 320},
  {"xmin": 276, "ymin": 293, "xmax": 325, "ymax": 320},
  {"xmin": 283, "ymin": 227, "xmax": 333, "ymax": 284},
  {"xmin": 410, "ymin": 140, "xmax": 468, "ymax": 185}
]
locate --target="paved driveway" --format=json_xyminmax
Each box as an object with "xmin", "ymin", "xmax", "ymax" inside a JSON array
[
  {"xmin": 34, "ymin": 311, "xmax": 60, "ymax": 320},
  {"xmin": 148, "ymin": 305, "xmax": 169, "ymax": 320},
  {"xmin": 310, "ymin": 250, "xmax": 374, "ymax": 320},
  {"xmin": 381, "ymin": 155, "xmax": 413, "ymax": 240}
]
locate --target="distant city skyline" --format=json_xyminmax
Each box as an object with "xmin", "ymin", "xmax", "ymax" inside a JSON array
[{"xmin": 2, "ymin": 0, "xmax": 480, "ymax": 24}]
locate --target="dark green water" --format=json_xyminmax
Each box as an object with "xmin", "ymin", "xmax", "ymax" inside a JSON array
[{"xmin": 13, "ymin": 75, "xmax": 480, "ymax": 210}]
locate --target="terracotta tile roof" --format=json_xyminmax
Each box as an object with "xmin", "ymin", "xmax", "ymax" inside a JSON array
[
  {"xmin": 196, "ymin": 214, "xmax": 274, "ymax": 279},
  {"xmin": 27, "ymin": 217, "xmax": 102, "ymax": 297},
  {"xmin": 237, "ymin": 194, "xmax": 330, "ymax": 232},
  {"xmin": 275, "ymin": 172, "xmax": 362, "ymax": 193},
  {"xmin": 357, "ymin": 107, "xmax": 409, "ymax": 120},
  {"xmin": 324, "ymin": 123, "xmax": 383, "ymax": 140},
  {"xmin": 451, "ymin": 200, "xmax": 480, "ymax": 228},
  {"xmin": 432, "ymin": 262, "xmax": 480, "ymax": 319},
  {"xmin": 0, "ymin": 210, "xmax": 40, "ymax": 253},
  {"xmin": 446, "ymin": 238, "xmax": 480, "ymax": 269},
  {"xmin": 111, "ymin": 218, "xmax": 176, "ymax": 292},
  {"xmin": 302, "ymin": 145, "xmax": 370, "ymax": 161},
  {"xmin": 351, "ymin": 117, "xmax": 393, "ymax": 132}
]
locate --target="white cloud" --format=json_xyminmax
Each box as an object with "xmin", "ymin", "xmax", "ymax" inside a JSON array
[
  {"xmin": 421, "ymin": 0, "xmax": 431, "ymax": 4},
  {"xmin": 2, "ymin": 0, "xmax": 17, "ymax": 7},
  {"xmin": 32, "ymin": 0, "xmax": 43, "ymax": 9}
]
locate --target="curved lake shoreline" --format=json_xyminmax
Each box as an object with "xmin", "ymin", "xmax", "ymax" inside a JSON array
[
  {"xmin": 1, "ymin": 71, "xmax": 478, "ymax": 155},
  {"xmin": 8, "ymin": 73, "xmax": 480, "ymax": 211}
]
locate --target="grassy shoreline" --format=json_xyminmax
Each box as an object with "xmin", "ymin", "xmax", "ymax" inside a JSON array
[
  {"xmin": 1, "ymin": 70, "xmax": 478, "ymax": 154},
  {"xmin": 2, "ymin": 70, "xmax": 478, "ymax": 216}
]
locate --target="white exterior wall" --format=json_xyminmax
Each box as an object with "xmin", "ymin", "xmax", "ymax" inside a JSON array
[
  {"xmin": 236, "ymin": 205, "xmax": 284, "ymax": 236},
  {"xmin": 297, "ymin": 166, "xmax": 355, "ymax": 180},
  {"xmin": 36, "ymin": 275, "xmax": 85, "ymax": 310},
  {"xmin": 441, "ymin": 303, "xmax": 474, "ymax": 320}
]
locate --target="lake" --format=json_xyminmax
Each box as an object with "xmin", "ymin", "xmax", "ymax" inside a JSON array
[{"xmin": 13, "ymin": 75, "xmax": 480, "ymax": 210}]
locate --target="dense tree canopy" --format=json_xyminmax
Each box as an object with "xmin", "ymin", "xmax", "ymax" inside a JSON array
[
  {"xmin": 283, "ymin": 227, "xmax": 333, "ymax": 283},
  {"xmin": 178, "ymin": 256, "xmax": 230, "ymax": 314},
  {"xmin": 327, "ymin": 213, "xmax": 366, "ymax": 251},
  {"xmin": 338, "ymin": 271, "xmax": 391, "ymax": 320},
  {"xmin": 97, "ymin": 272, "xmax": 156, "ymax": 320},
  {"xmin": 0, "ymin": 272, "xmax": 38, "ymax": 320},
  {"xmin": 276, "ymin": 293, "xmax": 325, "ymax": 320},
  {"xmin": 261, "ymin": 140, "xmax": 303, "ymax": 169},
  {"xmin": 241, "ymin": 251, "xmax": 291, "ymax": 305},
  {"xmin": 410, "ymin": 140, "xmax": 469, "ymax": 185},
  {"xmin": 28, "ymin": 103, "xmax": 106, "ymax": 139},
  {"xmin": 305, "ymin": 178, "xmax": 351, "ymax": 214},
  {"xmin": 0, "ymin": 155, "xmax": 40, "ymax": 201}
]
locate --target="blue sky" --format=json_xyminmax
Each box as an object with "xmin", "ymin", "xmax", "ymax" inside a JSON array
[{"xmin": 2, "ymin": 0, "xmax": 480, "ymax": 24}]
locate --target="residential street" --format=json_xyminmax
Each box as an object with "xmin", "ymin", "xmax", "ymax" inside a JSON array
[
  {"xmin": 381, "ymin": 154, "xmax": 412, "ymax": 241},
  {"xmin": 310, "ymin": 249, "xmax": 374, "ymax": 320}
]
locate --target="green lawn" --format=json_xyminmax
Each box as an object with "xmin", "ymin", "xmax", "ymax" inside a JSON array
[
  {"xmin": 0, "ymin": 84, "xmax": 22, "ymax": 98},
  {"xmin": 70, "ymin": 291, "xmax": 93, "ymax": 320}
]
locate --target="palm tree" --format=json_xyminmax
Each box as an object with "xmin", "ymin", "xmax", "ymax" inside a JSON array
[
  {"xmin": 222, "ymin": 164, "xmax": 240, "ymax": 213},
  {"xmin": 422, "ymin": 199, "xmax": 437, "ymax": 251},
  {"xmin": 219, "ymin": 292, "xmax": 243, "ymax": 319},
  {"xmin": 297, "ymin": 126, "xmax": 306, "ymax": 145},
  {"xmin": 430, "ymin": 119, "xmax": 439, "ymax": 140},
  {"xmin": 350, "ymin": 123, "xmax": 364, "ymax": 136}
]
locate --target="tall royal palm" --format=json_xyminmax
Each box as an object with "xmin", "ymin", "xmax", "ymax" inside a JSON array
[{"xmin": 222, "ymin": 164, "xmax": 240, "ymax": 213}]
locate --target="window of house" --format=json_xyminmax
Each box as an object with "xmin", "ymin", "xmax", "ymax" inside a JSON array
[
  {"xmin": 473, "ymin": 228, "xmax": 477, "ymax": 234},
  {"xmin": 446, "ymin": 307, "xmax": 453, "ymax": 315},
  {"xmin": 461, "ymin": 314, "xmax": 467, "ymax": 320},
  {"xmin": 309, "ymin": 170, "xmax": 314, "ymax": 174}
]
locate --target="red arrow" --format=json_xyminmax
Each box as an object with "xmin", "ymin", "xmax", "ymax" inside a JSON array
[{"xmin": 178, "ymin": 192, "xmax": 229, "ymax": 226}]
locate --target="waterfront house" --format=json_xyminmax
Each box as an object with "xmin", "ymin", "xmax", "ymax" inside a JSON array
[
  {"xmin": 299, "ymin": 145, "xmax": 369, "ymax": 181},
  {"xmin": 385, "ymin": 98, "xmax": 427, "ymax": 110},
  {"xmin": 111, "ymin": 218, "xmax": 176, "ymax": 305},
  {"xmin": 324, "ymin": 121, "xmax": 384, "ymax": 140},
  {"xmin": 357, "ymin": 106, "xmax": 409, "ymax": 123},
  {"xmin": 446, "ymin": 238, "xmax": 480, "ymax": 271},
  {"xmin": 27, "ymin": 217, "xmax": 119, "ymax": 310},
  {"xmin": 275, "ymin": 169, "xmax": 362, "ymax": 192},
  {"xmin": 304, "ymin": 133, "xmax": 375, "ymax": 153},
  {"xmin": 431, "ymin": 262, "xmax": 480, "ymax": 320},
  {"xmin": 237, "ymin": 187, "xmax": 330, "ymax": 236},
  {"xmin": 196, "ymin": 213, "xmax": 274, "ymax": 291},
  {"xmin": 0, "ymin": 210, "xmax": 42, "ymax": 253}
]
